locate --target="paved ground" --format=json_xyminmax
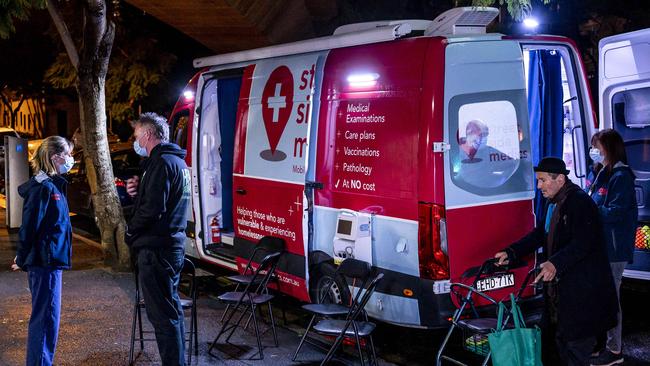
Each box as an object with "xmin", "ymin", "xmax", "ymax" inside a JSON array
[{"xmin": 0, "ymin": 209, "xmax": 395, "ymax": 366}]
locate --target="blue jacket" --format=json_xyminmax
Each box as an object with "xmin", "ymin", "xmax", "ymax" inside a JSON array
[
  {"xmin": 587, "ymin": 162, "xmax": 638, "ymax": 263},
  {"xmin": 15, "ymin": 172, "xmax": 72, "ymax": 270}
]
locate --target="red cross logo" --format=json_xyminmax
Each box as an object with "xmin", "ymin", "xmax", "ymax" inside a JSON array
[{"xmin": 262, "ymin": 66, "xmax": 294, "ymax": 154}]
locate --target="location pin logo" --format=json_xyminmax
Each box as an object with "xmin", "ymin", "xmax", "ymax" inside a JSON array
[{"xmin": 261, "ymin": 66, "xmax": 294, "ymax": 161}]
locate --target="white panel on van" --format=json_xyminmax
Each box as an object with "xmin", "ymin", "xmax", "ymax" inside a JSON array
[{"xmin": 598, "ymin": 28, "xmax": 650, "ymax": 128}]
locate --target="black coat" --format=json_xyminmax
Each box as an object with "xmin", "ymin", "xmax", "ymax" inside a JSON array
[
  {"xmin": 507, "ymin": 187, "xmax": 618, "ymax": 341},
  {"xmin": 126, "ymin": 143, "xmax": 191, "ymax": 250}
]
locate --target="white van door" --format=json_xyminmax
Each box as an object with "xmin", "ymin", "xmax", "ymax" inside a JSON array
[{"xmin": 599, "ymin": 29, "xmax": 650, "ymax": 280}]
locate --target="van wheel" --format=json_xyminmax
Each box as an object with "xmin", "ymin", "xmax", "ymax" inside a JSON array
[{"xmin": 309, "ymin": 262, "xmax": 350, "ymax": 305}]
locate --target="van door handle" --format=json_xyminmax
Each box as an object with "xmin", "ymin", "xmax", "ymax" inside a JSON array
[
  {"xmin": 570, "ymin": 125, "xmax": 585, "ymax": 178},
  {"xmin": 236, "ymin": 188, "xmax": 246, "ymax": 195}
]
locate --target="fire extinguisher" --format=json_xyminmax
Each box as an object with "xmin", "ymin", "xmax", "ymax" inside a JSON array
[{"xmin": 210, "ymin": 216, "xmax": 221, "ymax": 244}]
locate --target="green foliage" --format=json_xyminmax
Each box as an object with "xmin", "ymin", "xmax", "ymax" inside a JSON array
[
  {"xmin": 0, "ymin": 0, "xmax": 46, "ymax": 39},
  {"xmin": 471, "ymin": 0, "xmax": 550, "ymax": 21},
  {"xmin": 45, "ymin": 36, "xmax": 176, "ymax": 122}
]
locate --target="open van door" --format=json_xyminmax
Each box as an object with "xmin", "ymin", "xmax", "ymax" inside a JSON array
[{"xmin": 599, "ymin": 29, "xmax": 650, "ymax": 281}]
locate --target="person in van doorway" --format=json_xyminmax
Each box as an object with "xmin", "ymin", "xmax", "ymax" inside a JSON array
[
  {"xmin": 494, "ymin": 157, "xmax": 618, "ymax": 366},
  {"xmin": 11, "ymin": 136, "xmax": 74, "ymax": 366},
  {"xmin": 586, "ymin": 129, "xmax": 637, "ymax": 366},
  {"xmin": 125, "ymin": 112, "xmax": 191, "ymax": 366}
]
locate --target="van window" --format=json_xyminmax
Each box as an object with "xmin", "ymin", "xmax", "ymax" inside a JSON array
[
  {"xmin": 170, "ymin": 111, "xmax": 189, "ymax": 149},
  {"xmin": 612, "ymin": 86, "xmax": 650, "ymax": 172},
  {"xmin": 448, "ymin": 91, "xmax": 533, "ymax": 196},
  {"xmin": 613, "ymin": 86, "xmax": 650, "ymax": 128}
]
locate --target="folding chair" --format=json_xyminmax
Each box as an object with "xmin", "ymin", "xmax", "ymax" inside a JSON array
[
  {"xmin": 292, "ymin": 258, "xmax": 372, "ymax": 361},
  {"xmin": 128, "ymin": 257, "xmax": 198, "ymax": 365},
  {"xmin": 208, "ymin": 251, "xmax": 283, "ymax": 360},
  {"xmin": 312, "ymin": 272, "xmax": 384, "ymax": 366},
  {"xmin": 220, "ymin": 236, "xmax": 285, "ymax": 322}
]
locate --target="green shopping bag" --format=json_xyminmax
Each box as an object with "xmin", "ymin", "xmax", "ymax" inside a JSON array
[{"xmin": 487, "ymin": 294, "xmax": 542, "ymax": 366}]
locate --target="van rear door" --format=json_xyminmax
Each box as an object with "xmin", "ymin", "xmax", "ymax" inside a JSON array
[
  {"xmin": 599, "ymin": 29, "xmax": 650, "ymax": 280},
  {"xmin": 442, "ymin": 38, "xmax": 535, "ymax": 300}
]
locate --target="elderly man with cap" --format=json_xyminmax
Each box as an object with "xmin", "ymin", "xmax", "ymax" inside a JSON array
[{"xmin": 494, "ymin": 157, "xmax": 618, "ymax": 366}]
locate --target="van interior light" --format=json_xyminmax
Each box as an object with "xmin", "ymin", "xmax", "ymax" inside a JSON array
[
  {"xmin": 523, "ymin": 18, "xmax": 539, "ymax": 29},
  {"xmin": 347, "ymin": 73, "xmax": 379, "ymax": 88},
  {"xmin": 183, "ymin": 90, "xmax": 195, "ymax": 101}
]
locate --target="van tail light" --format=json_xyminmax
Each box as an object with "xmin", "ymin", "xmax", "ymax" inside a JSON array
[{"xmin": 418, "ymin": 203, "xmax": 449, "ymax": 280}]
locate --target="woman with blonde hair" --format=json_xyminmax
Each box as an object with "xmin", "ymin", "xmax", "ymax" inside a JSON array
[{"xmin": 11, "ymin": 135, "xmax": 74, "ymax": 366}]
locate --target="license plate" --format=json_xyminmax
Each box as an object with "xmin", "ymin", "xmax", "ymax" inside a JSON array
[{"xmin": 475, "ymin": 273, "xmax": 515, "ymax": 292}]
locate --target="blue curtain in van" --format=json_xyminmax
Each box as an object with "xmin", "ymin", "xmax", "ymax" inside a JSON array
[
  {"xmin": 527, "ymin": 50, "xmax": 563, "ymax": 222},
  {"xmin": 217, "ymin": 77, "xmax": 242, "ymax": 231}
]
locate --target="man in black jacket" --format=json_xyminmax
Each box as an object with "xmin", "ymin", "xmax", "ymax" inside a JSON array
[
  {"xmin": 125, "ymin": 112, "xmax": 190, "ymax": 366},
  {"xmin": 494, "ymin": 157, "xmax": 618, "ymax": 366}
]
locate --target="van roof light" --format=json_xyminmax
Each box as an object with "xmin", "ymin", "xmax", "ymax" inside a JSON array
[{"xmin": 425, "ymin": 7, "xmax": 499, "ymax": 37}]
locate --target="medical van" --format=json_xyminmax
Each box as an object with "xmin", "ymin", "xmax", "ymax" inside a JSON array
[
  {"xmin": 168, "ymin": 7, "xmax": 605, "ymax": 328},
  {"xmin": 599, "ymin": 29, "xmax": 650, "ymax": 282}
]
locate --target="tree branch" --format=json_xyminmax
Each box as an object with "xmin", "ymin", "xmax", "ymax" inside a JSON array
[{"xmin": 47, "ymin": 0, "xmax": 79, "ymax": 70}]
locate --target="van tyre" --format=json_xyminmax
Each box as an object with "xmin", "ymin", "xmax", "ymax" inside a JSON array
[{"xmin": 309, "ymin": 261, "xmax": 350, "ymax": 305}]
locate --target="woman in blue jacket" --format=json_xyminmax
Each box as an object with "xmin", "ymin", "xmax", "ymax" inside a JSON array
[
  {"xmin": 587, "ymin": 129, "xmax": 638, "ymax": 366},
  {"xmin": 11, "ymin": 136, "xmax": 74, "ymax": 366}
]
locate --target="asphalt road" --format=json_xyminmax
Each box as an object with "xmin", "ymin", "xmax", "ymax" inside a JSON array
[{"xmin": 1, "ymin": 211, "xmax": 649, "ymax": 365}]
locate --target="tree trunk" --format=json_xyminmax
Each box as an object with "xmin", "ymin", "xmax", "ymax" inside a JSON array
[{"xmin": 58, "ymin": 0, "xmax": 130, "ymax": 271}]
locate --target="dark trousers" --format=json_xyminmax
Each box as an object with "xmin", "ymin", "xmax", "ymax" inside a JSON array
[
  {"xmin": 556, "ymin": 331, "xmax": 596, "ymax": 366},
  {"xmin": 137, "ymin": 247, "xmax": 185, "ymax": 366},
  {"xmin": 27, "ymin": 267, "xmax": 62, "ymax": 366}
]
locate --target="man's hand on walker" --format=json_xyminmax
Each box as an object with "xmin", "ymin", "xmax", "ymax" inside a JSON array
[
  {"xmin": 494, "ymin": 251, "xmax": 509, "ymax": 266},
  {"xmin": 534, "ymin": 261, "xmax": 557, "ymax": 283}
]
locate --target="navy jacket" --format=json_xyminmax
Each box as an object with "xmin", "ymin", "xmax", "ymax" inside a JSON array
[
  {"xmin": 587, "ymin": 162, "xmax": 638, "ymax": 263},
  {"xmin": 16, "ymin": 172, "xmax": 72, "ymax": 270},
  {"xmin": 126, "ymin": 143, "xmax": 190, "ymax": 250},
  {"xmin": 506, "ymin": 185, "xmax": 618, "ymax": 341}
]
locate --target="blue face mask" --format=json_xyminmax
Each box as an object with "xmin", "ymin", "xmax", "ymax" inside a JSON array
[
  {"xmin": 56, "ymin": 155, "xmax": 74, "ymax": 174},
  {"xmin": 134, "ymin": 139, "xmax": 148, "ymax": 157},
  {"xmin": 589, "ymin": 147, "xmax": 604, "ymax": 164}
]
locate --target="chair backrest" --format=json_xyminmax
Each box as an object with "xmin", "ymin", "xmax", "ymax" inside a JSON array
[
  {"xmin": 242, "ymin": 236, "xmax": 286, "ymax": 275},
  {"xmin": 242, "ymin": 251, "xmax": 283, "ymax": 296},
  {"xmin": 181, "ymin": 257, "xmax": 197, "ymax": 300},
  {"xmin": 333, "ymin": 259, "xmax": 372, "ymax": 308}
]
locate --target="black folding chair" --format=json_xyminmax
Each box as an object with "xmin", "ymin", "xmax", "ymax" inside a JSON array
[
  {"xmin": 129, "ymin": 257, "xmax": 198, "ymax": 365},
  {"xmin": 208, "ymin": 251, "xmax": 283, "ymax": 360},
  {"xmin": 312, "ymin": 272, "xmax": 384, "ymax": 366},
  {"xmin": 220, "ymin": 236, "xmax": 285, "ymax": 323},
  {"xmin": 292, "ymin": 258, "xmax": 372, "ymax": 361}
]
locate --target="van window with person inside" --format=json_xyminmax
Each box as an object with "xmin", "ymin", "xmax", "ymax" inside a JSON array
[{"xmin": 449, "ymin": 93, "xmax": 533, "ymax": 196}]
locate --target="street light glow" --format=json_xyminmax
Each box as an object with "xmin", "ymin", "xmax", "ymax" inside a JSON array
[{"xmin": 523, "ymin": 17, "xmax": 540, "ymax": 29}]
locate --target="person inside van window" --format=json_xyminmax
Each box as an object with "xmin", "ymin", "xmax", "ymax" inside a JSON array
[
  {"xmin": 586, "ymin": 129, "xmax": 637, "ymax": 366},
  {"xmin": 12, "ymin": 136, "xmax": 74, "ymax": 366},
  {"xmin": 494, "ymin": 157, "xmax": 618, "ymax": 366}
]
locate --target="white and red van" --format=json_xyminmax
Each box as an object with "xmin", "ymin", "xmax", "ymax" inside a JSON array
[
  {"xmin": 167, "ymin": 7, "xmax": 612, "ymax": 328},
  {"xmin": 599, "ymin": 29, "xmax": 650, "ymax": 281}
]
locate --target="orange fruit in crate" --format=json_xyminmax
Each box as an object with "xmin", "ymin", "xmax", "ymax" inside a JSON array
[{"xmin": 636, "ymin": 228, "xmax": 646, "ymax": 249}]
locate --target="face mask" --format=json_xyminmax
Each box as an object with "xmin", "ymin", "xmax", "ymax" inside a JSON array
[
  {"xmin": 56, "ymin": 155, "xmax": 74, "ymax": 174},
  {"xmin": 134, "ymin": 138, "xmax": 147, "ymax": 157},
  {"xmin": 589, "ymin": 147, "xmax": 604, "ymax": 164}
]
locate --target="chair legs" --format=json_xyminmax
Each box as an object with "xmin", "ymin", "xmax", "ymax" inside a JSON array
[
  {"xmin": 292, "ymin": 314, "xmax": 316, "ymax": 361},
  {"xmin": 319, "ymin": 327, "xmax": 378, "ymax": 366},
  {"xmin": 129, "ymin": 300, "xmax": 138, "ymax": 365},
  {"xmin": 209, "ymin": 300, "xmax": 278, "ymax": 360}
]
